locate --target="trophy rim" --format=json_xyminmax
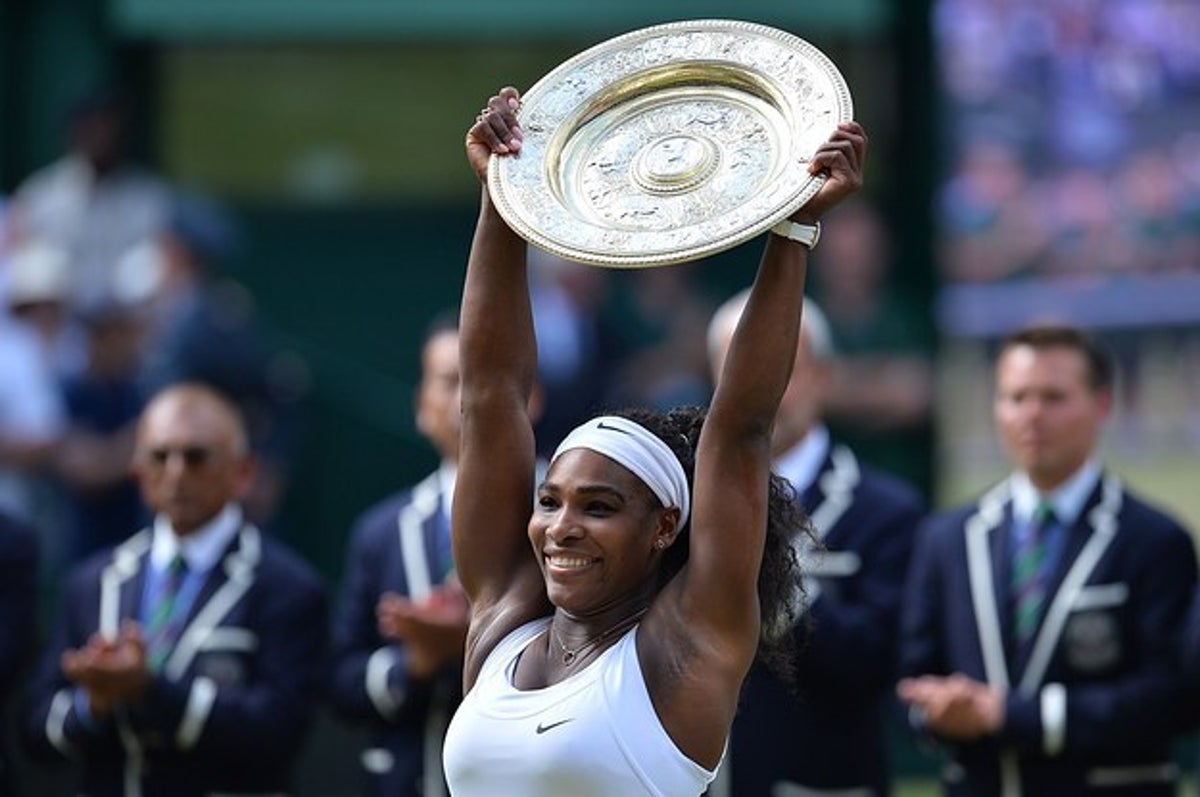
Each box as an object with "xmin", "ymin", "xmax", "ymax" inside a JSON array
[{"xmin": 488, "ymin": 18, "xmax": 853, "ymax": 268}]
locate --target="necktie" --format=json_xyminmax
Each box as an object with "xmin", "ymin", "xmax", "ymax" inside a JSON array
[
  {"xmin": 1012, "ymin": 501, "xmax": 1055, "ymax": 661},
  {"xmin": 145, "ymin": 554, "xmax": 188, "ymax": 672}
]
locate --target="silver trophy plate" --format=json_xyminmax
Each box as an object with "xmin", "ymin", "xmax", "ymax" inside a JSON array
[{"xmin": 488, "ymin": 19, "xmax": 853, "ymax": 268}]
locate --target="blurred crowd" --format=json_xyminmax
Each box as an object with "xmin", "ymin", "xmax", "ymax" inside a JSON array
[
  {"xmin": 934, "ymin": 0, "xmax": 1200, "ymax": 463},
  {"xmin": 0, "ymin": 91, "xmax": 304, "ymax": 583},
  {"xmin": 526, "ymin": 199, "xmax": 934, "ymax": 489},
  {"xmin": 936, "ymin": 0, "xmax": 1200, "ymax": 285}
]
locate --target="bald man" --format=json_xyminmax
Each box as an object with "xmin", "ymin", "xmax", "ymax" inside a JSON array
[
  {"xmin": 707, "ymin": 293, "xmax": 924, "ymax": 797},
  {"xmin": 25, "ymin": 382, "xmax": 328, "ymax": 796}
]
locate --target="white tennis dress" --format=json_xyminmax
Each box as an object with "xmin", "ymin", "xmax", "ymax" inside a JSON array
[{"xmin": 443, "ymin": 617, "xmax": 717, "ymax": 796}]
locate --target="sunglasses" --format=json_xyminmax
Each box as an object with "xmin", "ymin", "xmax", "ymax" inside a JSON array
[{"xmin": 145, "ymin": 446, "xmax": 217, "ymax": 468}]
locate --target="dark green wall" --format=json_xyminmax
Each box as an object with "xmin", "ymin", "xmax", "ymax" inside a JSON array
[{"xmin": 228, "ymin": 203, "xmax": 477, "ymax": 580}]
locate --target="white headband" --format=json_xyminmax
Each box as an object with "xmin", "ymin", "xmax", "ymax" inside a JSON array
[{"xmin": 551, "ymin": 415, "xmax": 691, "ymax": 528}]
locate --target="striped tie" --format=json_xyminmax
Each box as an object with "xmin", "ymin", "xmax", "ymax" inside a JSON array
[
  {"xmin": 1012, "ymin": 501, "xmax": 1055, "ymax": 661},
  {"xmin": 145, "ymin": 554, "xmax": 188, "ymax": 672}
]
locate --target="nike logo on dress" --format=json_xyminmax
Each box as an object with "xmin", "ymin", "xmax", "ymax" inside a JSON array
[{"xmin": 535, "ymin": 718, "xmax": 574, "ymax": 734}]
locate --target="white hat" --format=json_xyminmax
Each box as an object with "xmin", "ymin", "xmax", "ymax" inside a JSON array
[{"xmin": 5, "ymin": 241, "xmax": 72, "ymax": 306}]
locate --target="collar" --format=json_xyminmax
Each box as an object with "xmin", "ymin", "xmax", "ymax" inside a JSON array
[
  {"xmin": 1010, "ymin": 460, "xmax": 1102, "ymax": 528},
  {"xmin": 438, "ymin": 461, "xmax": 458, "ymax": 514},
  {"xmin": 773, "ymin": 425, "xmax": 831, "ymax": 494},
  {"xmin": 151, "ymin": 503, "xmax": 244, "ymax": 574}
]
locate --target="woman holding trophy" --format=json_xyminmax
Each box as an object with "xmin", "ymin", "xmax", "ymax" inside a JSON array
[{"xmin": 442, "ymin": 75, "xmax": 866, "ymax": 795}]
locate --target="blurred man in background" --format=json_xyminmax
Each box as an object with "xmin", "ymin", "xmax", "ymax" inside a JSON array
[
  {"xmin": 54, "ymin": 297, "xmax": 148, "ymax": 564},
  {"xmin": 24, "ymin": 382, "xmax": 328, "ymax": 796},
  {"xmin": 330, "ymin": 312, "xmax": 469, "ymax": 797},
  {"xmin": 6, "ymin": 90, "xmax": 172, "ymax": 311},
  {"xmin": 134, "ymin": 196, "xmax": 306, "ymax": 530},
  {"xmin": 0, "ymin": 240, "xmax": 80, "ymax": 586},
  {"xmin": 898, "ymin": 325, "xmax": 1196, "ymax": 796}
]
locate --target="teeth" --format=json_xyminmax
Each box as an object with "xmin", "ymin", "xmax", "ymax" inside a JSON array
[{"xmin": 548, "ymin": 556, "xmax": 593, "ymax": 569}]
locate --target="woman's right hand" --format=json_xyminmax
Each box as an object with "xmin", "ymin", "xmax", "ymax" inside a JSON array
[
  {"xmin": 791, "ymin": 121, "xmax": 868, "ymax": 222},
  {"xmin": 465, "ymin": 86, "xmax": 524, "ymax": 183}
]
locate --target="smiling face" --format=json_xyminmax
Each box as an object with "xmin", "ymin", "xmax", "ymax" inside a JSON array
[
  {"xmin": 530, "ymin": 448, "xmax": 671, "ymax": 617},
  {"xmin": 994, "ymin": 343, "xmax": 1111, "ymax": 491}
]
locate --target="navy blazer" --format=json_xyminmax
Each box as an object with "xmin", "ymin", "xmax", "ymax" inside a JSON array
[
  {"xmin": 1176, "ymin": 587, "xmax": 1200, "ymax": 737},
  {"xmin": 716, "ymin": 443, "xmax": 923, "ymax": 797},
  {"xmin": 24, "ymin": 521, "xmax": 328, "ymax": 797},
  {"xmin": 0, "ymin": 514, "xmax": 37, "ymax": 797},
  {"xmin": 900, "ymin": 474, "xmax": 1197, "ymax": 797},
  {"xmin": 330, "ymin": 471, "xmax": 460, "ymax": 797}
]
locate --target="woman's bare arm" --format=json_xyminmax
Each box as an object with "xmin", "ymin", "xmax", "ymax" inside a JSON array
[
  {"xmin": 454, "ymin": 89, "xmax": 549, "ymax": 684},
  {"xmin": 680, "ymin": 123, "xmax": 869, "ymax": 675}
]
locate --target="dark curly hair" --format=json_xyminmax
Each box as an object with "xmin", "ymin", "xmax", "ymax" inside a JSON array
[{"xmin": 612, "ymin": 405, "xmax": 812, "ymax": 688}]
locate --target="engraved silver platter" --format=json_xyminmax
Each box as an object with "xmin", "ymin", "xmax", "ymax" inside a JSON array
[{"xmin": 488, "ymin": 19, "xmax": 853, "ymax": 268}]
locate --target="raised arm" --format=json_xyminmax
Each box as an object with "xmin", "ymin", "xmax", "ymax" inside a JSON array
[
  {"xmin": 454, "ymin": 88, "xmax": 549, "ymax": 676},
  {"xmin": 684, "ymin": 123, "xmax": 868, "ymax": 668}
]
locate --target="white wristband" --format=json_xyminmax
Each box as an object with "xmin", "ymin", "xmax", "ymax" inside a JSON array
[{"xmin": 770, "ymin": 219, "xmax": 821, "ymax": 249}]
